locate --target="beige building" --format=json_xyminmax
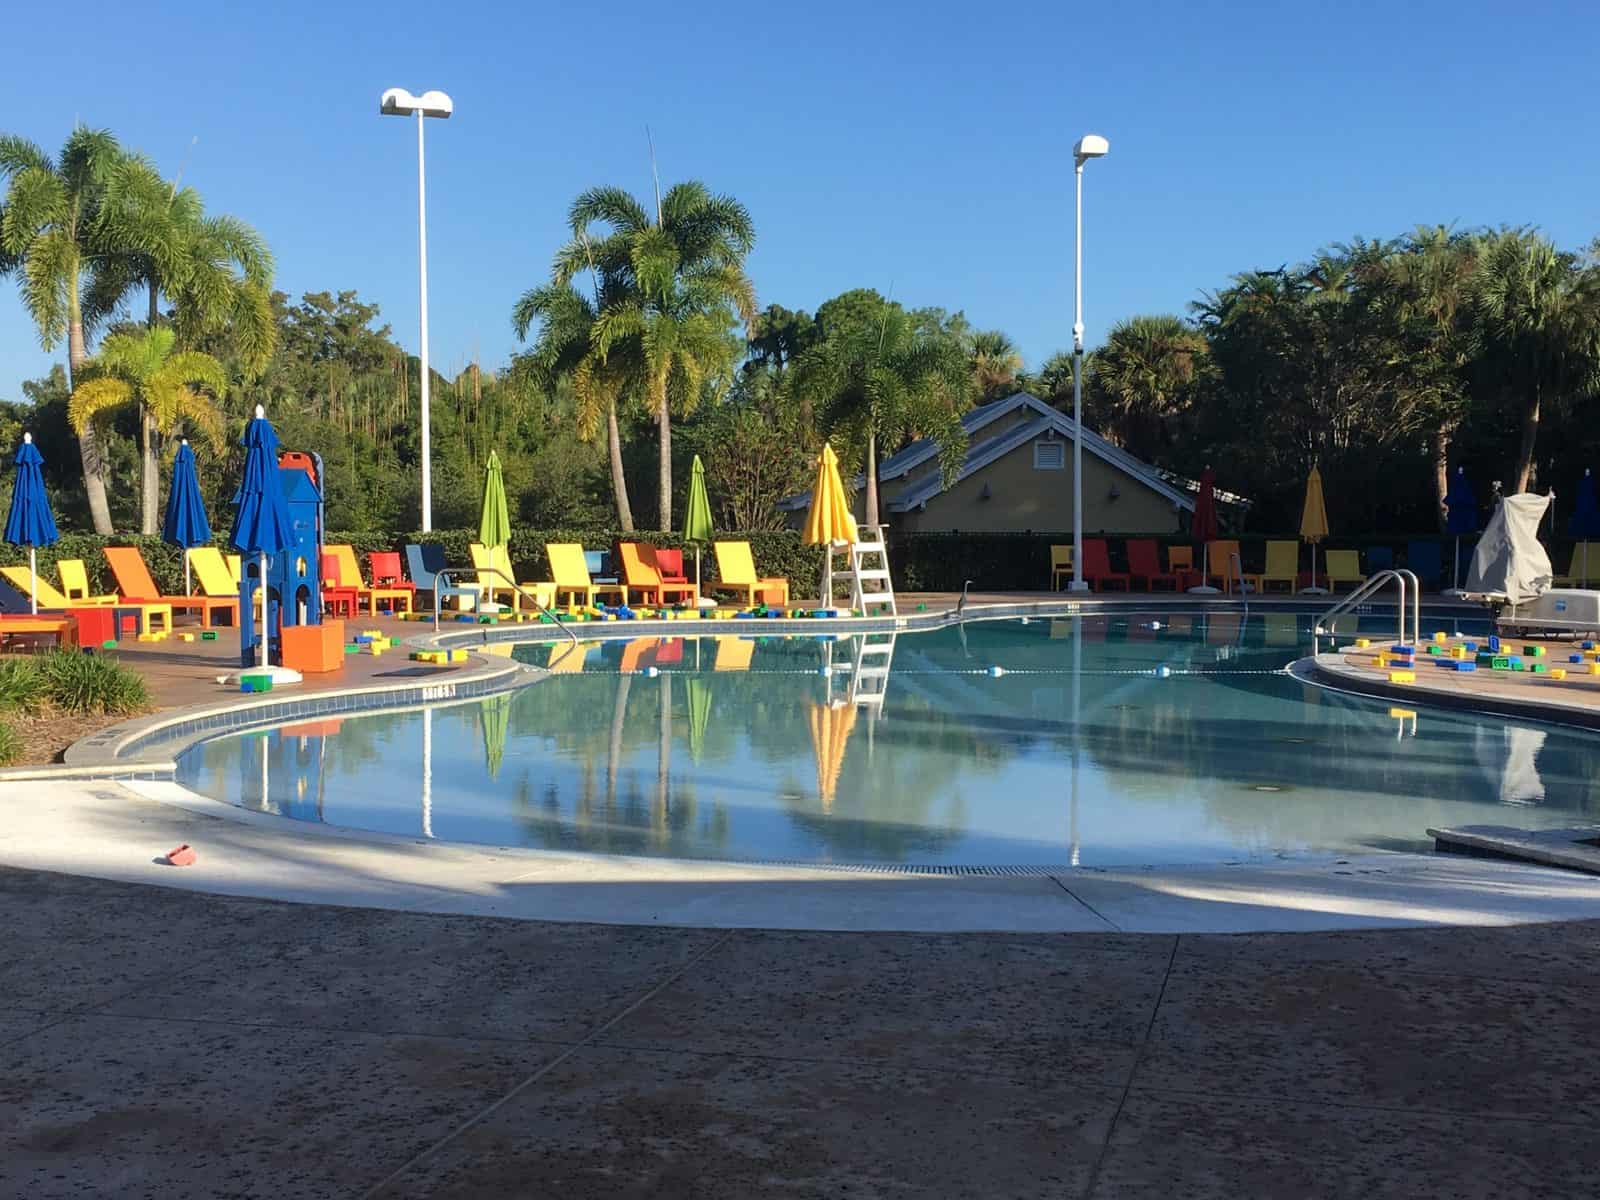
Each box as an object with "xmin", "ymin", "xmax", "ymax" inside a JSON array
[{"xmin": 784, "ymin": 392, "xmax": 1199, "ymax": 534}]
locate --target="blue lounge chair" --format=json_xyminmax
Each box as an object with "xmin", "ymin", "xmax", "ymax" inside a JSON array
[
  {"xmin": 585, "ymin": 549, "xmax": 621, "ymax": 590},
  {"xmin": 1367, "ymin": 545, "xmax": 1395, "ymax": 572},
  {"xmin": 405, "ymin": 543, "xmax": 480, "ymax": 611},
  {"xmin": 1405, "ymin": 540, "xmax": 1443, "ymax": 591}
]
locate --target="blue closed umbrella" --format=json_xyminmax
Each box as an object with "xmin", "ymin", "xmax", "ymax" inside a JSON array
[
  {"xmin": 4, "ymin": 433, "xmax": 59, "ymax": 614},
  {"xmin": 1568, "ymin": 469, "xmax": 1600, "ymax": 587},
  {"xmin": 230, "ymin": 406, "xmax": 293, "ymax": 669},
  {"xmin": 1443, "ymin": 468, "xmax": 1478, "ymax": 591},
  {"xmin": 162, "ymin": 439, "xmax": 212, "ymax": 597}
]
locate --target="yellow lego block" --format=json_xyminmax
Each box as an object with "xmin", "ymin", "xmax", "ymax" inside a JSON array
[
  {"xmin": 1450, "ymin": 647, "xmax": 1468, "ymax": 659},
  {"xmin": 1388, "ymin": 707, "xmax": 1417, "ymax": 719},
  {"xmin": 179, "ymin": 632, "xmax": 196, "ymax": 642},
  {"xmin": 1550, "ymin": 668, "xmax": 1568, "ymax": 680},
  {"xmin": 1433, "ymin": 632, "xmax": 1447, "ymax": 643},
  {"xmin": 1375, "ymin": 655, "xmax": 1390, "ymax": 669},
  {"xmin": 362, "ymin": 629, "xmax": 383, "ymax": 639},
  {"xmin": 1387, "ymin": 670, "xmax": 1415, "ymax": 683},
  {"xmin": 1355, "ymin": 637, "xmax": 1371, "ymax": 649},
  {"xmin": 1588, "ymin": 663, "xmax": 1600, "ymax": 676}
]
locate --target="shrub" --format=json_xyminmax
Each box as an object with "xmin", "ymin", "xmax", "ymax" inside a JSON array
[
  {"xmin": 35, "ymin": 651, "xmax": 149, "ymax": 716},
  {"xmin": 0, "ymin": 720, "xmax": 19, "ymax": 766},
  {"xmin": 0, "ymin": 658, "xmax": 49, "ymax": 714}
]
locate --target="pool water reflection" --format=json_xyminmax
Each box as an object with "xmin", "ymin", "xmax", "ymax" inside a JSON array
[{"xmin": 174, "ymin": 614, "xmax": 1600, "ymax": 868}]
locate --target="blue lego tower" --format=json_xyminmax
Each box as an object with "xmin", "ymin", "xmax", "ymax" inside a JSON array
[{"xmin": 238, "ymin": 453, "xmax": 326, "ymax": 667}]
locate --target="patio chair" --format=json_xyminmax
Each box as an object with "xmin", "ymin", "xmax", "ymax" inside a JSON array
[
  {"xmin": 55, "ymin": 558, "xmax": 104, "ymax": 602},
  {"xmin": 618, "ymin": 542, "xmax": 698, "ymax": 606},
  {"xmin": 1323, "ymin": 549, "xmax": 1366, "ymax": 591},
  {"xmin": 103, "ymin": 546, "xmax": 238, "ymax": 628},
  {"xmin": 653, "ymin": 548, "xmax": 696, "ymax": 596},
  {"xmin": 0, "ymin": 566, "xmax": 171, "ymax": 632},
  {"xmin": 1081, "ymin": 539, "xmax": 1130, "ymax": 591},
  {"xmin": 325, "ymin": 544, "xmax": 412, "ymax": 617},
  {"xmin": 0, "ymin": 614, "xmax": 79, "ymax": 651},
  {"xmin": 1049, "ymin": 544, "xmax": 1074, "ymax": 590},
  {"xmin": 618, "ymin": 637, "xmax": 660, "ymax": 673},
  {"xmin": 1405, "ymin": 540, "xmax": 1443, "ymax": 592},
  {"xmin": 544, "ymin": 640, "xmax": 591, "ymax": 673},
  {"xmin": 1168, "ymin": 545, "xmax": 1201, "ymax": 590},
  {"xmin": 368, "ymin": 551, "xmax": 416, "ymax": 603},
  {"xmin": 1203, "ymin": 540, "xmax": 1262, "ymax": 595},
  {"xmin": 1552, "ymin": 543, "xmax": 1595, "ymax": 588},
  {"xmin": 1259, "ymin": 541, "xmax": 1300, "ymax": 594},
  {"xmin": 405, "ymin": 544, "xmax": 480, "ymax": 612},
  {"xmin": 585, "ymin": 549, "xmax": 621, "ymax": 590},
  {"xmin": 712, "ymin": 541, "xmax": 790, "ymax": 607},
  {"xmin": 1126, "ymin": 539, "xmax": 1178, "ymax": 591},
  {"xmin": 189, "ymin": 547, "xmax": 244, "ymax": 603},
  {"xmin": 318, "ymin": 553, "xmax": 359, "ymax": 618},
  {"xmin": 1366, "ymin": 545, "xmax": 1395, "ymax": 572}
]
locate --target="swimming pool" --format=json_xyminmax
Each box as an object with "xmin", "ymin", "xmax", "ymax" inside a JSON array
[{"xmin": 174, "ymin": 614, "xmax": 1600, "ymax": 869}]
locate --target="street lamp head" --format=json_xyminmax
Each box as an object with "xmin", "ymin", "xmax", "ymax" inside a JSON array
[
  {"xmin": 380, "ymin": 88, "xmax": 454, "ymax": 119},
  {"xmin": 1073, "ymin": 134, "xmax": 1109, "ymax": 165}
]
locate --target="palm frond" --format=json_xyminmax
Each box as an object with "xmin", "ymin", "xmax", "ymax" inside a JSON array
[{"xmin": 67, "ymin": 375, "xmax": 131, "ymax": 431}]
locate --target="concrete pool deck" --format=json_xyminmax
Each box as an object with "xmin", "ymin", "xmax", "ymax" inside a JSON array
[
  {"xmin": 3, "ymin": 862, "xmax": 1599, "ymax": 1198},
  {"xmin": 8, "ymin": 777, "xmax": 1600, "ymax": 934}
]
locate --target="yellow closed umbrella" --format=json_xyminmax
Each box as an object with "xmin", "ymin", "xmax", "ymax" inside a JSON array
[
  {"xmin": 803, "ymin": 443, "xmax": 858, "ymax": 606},
  {"xmin": 807, "ymin": 700, "xmax": 858, "ymax": 813},
  {"xmin": 1300, "ymin": 465, "xmax": 1330, "ymax": 594}
]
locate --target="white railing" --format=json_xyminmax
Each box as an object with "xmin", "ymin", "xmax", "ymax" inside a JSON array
[{"xmin": 1315, "ymin": 569, "xmax": 1420, "ymax": 646}]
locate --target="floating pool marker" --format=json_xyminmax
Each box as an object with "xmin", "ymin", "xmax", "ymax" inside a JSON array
[
  {"xmin": 1156, "ymin": 665, "xmax": 1173, "ymax": 678},
  {"xmin": 987, "ymin": 665, "xmax": 1005, "ymax": 677}
]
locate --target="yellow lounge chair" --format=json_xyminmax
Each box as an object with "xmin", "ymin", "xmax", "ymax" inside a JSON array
[
  {"xmin": 1049, "ymin": 544, "xmax": 1073, "ymax": 590},
  {"xmin": 469, "ymin": 543, "xmax": 535, "ymax": 612},
  {"xmin": 712, "ymin": 541, "xmax": 790, "ymax": 607},
  {"xmin": 325, "ymin": 544, "xmax": 412, "ymax": 617},
  {"xmin": 546, "ymin": 543, "xmax": 624, "ymax": 609},
  {"xmin": 103, "ymin": 546, "xmax": 238, "ymax": 628},
  {"xmin": 1260, "ymin": 541, "xmax": 1300, "ymax": 594},
  {"xmin": 2, "ymin": 566, "xmax": 171, "ymax": 632},
  {"xmin": 49, "ymin": 559, "xmax": 118, "ymax": 604},
  {"xmin": 190, "ymin": 546, "xmax": 242, "ymax": 601},
  {"xmin": 1324, "ymin": 550, "xmax": 1366, "ymax": 591},
  {"xmin": 544, "ymin": 641, "xmax": 592, "ymax": 673}
]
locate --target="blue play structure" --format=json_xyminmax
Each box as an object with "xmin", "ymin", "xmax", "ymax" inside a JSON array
[{"xmin": 237, "ymin": 452, "xmax": 326, "ymax": 667}]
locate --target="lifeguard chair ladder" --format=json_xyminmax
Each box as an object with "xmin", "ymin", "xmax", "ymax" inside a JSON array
[{"xmin": 833, "ymin": 524, "xmax": 896, "ymax": 617}]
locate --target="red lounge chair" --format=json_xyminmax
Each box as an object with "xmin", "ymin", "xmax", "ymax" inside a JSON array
[
  {"xmin": 1082, "ymin": 539, "xmax": 1131, "ymax": 591},
  {"xmin": 654, "ymin": 547, "xmax": 695, "ymax": 593},
  {"xmin": 1126, "ymin": 540, "xmax": 1178, "ymax": 591},
  {"xmin": 368, "ymin": 551, "xmax": 417, "ymax": 600}
]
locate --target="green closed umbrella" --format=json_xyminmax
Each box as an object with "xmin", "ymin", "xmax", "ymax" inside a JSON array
[
  {"xmin": 683, "ymin": 454, "xmax": 714, "ymax": 596},
  {"xmin": 684, "ymin": 677, "xmax": 713, "ymax": 762},
  {"xmin": 479, "ymin": 451, "xmax": 511, "ymax": 552}
]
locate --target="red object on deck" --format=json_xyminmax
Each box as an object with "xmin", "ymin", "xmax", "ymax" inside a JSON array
[
  {"xmin": 166, "ymin": 844, "xmax": 197, "ymax": 867},
  {"xmin": 278, "ymin": 451, "xmax": 319, "ymax": 487}
]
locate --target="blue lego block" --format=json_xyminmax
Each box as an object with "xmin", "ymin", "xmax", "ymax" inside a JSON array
[
  {"xmin": 1571, "ymin": 654, "xmax": 1585, "ymax": 663},
  {"xmin": 1452, "ymin": 661, "xmax": 1477, "ymax": 672},
  {"xmin": 1390, "ymin": 645, "xmax": 1415, "ymax": 655},
  {"xmin": 1487, "ymin": 635, "xmax": 1500, "ymax": 652}
]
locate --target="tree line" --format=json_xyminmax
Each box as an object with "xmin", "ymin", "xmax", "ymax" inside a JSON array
[{"xmin": 5, "ymin": 124, "xmax": 1599, "ymax": 542}]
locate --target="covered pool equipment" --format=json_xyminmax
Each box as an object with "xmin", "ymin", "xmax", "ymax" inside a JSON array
[{"xmin": 1466, "ymin": 491, "xmax": 1600, "ymax": 638}]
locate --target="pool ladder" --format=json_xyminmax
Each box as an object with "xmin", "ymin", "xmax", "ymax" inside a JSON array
[{"xmin": 1315, "ymin": 569, "xmax": 1420, "ymax": 646}]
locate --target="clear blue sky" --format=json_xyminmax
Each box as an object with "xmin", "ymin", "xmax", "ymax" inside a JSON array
[{"xmin": 2, "ymin": 0, "xmax": 1595, "ymax": 398}]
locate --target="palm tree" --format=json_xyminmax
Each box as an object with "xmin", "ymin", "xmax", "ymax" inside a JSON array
[
  {"xmin": 1087, "ymin": 315, "xmax": 1207, "ymax": 457},
  {"xmin": 1469, "ymin": 229, "xmax": 1600, "ymax": 492},
  {"xmin": 513, "ymin": 280, "xmax": 637, "ymax": 530},
  {"xmin": 790, "ymin": 292, "xmax": 974, "ymax": 527},
  {"xmin": 0, "ymin": 128, "xmax": 123, "ymax": 532},
  {"xmin": 968, "ymin": 330, "xmax": 1023, "ymax": 402},
  {"xmin": 551, "ymin": 182, "xmax": 755, "ymax": 528},
  {"xmin": 87, "ymin": 154, "xmax": 275, "ymax": 531},
  {"xmin": 67, "ymin": 327, "xmax": 227, "ymax": 521}
]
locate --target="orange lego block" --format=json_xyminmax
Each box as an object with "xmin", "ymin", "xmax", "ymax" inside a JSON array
[{"xmin": 280, "ymin": 620, "xmax": 346, "ymax": 674}]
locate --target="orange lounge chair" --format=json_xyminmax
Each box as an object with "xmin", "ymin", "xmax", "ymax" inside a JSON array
[
  {"xmin": 712, "ymin": 541, "xmax": 789, "ymax": 607},
  {"xmin": 325, "ymin": 544, "xmax": 412, "ymax": 616},
  {"xmin": 103, "ymin": 546, "xmax": 238, "ymax": 628},
  {"xmin": 1, "ymin": 567, "xmax": 172, "ymax": 633},
  {"xmin": 1204, "ymin": 540, "xmax": 1262, "ymax": 595},
  {"xmin": 0, "ymin": 614, "xmax": 79, "ymax": 650},
  {"xmin": 618, "ymin": 542, "xmax": 698, "ymax": 606}
]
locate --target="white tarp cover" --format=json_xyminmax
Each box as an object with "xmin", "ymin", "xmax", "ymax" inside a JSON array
[{"xmin": 1466, "ymin": 493, "xmax": 1552, "ymax": 604}]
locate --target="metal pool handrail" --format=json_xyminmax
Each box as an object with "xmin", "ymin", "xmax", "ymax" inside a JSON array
[
  {"xmin": 1315, "ymin": 569, "xmax": 1420, "ymax": 646},
  {"xmin": 1230, "ymin": 551, "xmax": 1249, "ymax": 618},
  {"xmin": 433, "ymin": 566, "xmax": 580, "ymax": 650}
]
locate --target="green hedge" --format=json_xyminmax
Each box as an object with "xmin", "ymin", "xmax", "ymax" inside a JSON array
[
  {"xmin": 0, "ymin": 527, "xmax": 1497, "ymax": 599},
  {"xmin": 0, "ymin": 530, "xmax": 822, "ymax": 599}
]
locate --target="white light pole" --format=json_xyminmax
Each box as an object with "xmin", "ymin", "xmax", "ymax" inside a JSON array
[
  {"xmin": 1069, "ymin": 134, "xmax": 1109, "ymax": 592},
  {"xmin": 380, "ymin": 87, "xmax": 453, "ymax": 532}
]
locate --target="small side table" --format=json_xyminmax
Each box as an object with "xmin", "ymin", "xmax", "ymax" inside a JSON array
[{"xmin": 322, "ymin": 587, "xmax": 359, "ymax": 619}]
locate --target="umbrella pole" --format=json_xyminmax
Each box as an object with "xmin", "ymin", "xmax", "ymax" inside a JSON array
[
  {"xmin": 1453, "ymin": 536, "xmax": 1460, "ymax": 590},
  {"xmin": 1585, "ymin": 541, "xmax": 1590, "ymax": 589},
  {"xmin": 184, "ymin": 548, "xmax": 192, "ymax": 597},
  {"xmin": 28, "ymin": 546, "xmax": 37, "ymax": 615},
  {"xmin": 258, "ymin": 551, "xmax": 268, "ymax": 669}
]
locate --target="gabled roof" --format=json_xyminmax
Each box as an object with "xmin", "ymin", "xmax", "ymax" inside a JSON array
[{"xmin": 780, "ymin": 392, "xmax": 1198, "ymax": 513}]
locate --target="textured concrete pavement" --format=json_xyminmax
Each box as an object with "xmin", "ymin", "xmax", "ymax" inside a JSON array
[{"xmin": 3, "ymin": 866, "xmax": 1598, "ymax": 1198}]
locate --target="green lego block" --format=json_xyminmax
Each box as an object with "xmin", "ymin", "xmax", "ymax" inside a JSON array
[
  {"xmin": 389, "ymin": 637, "xmax": 400, "ymax": 648},
  {"xmin": 1523, "ymin": 645, "xmax": 1545, "ymax": 656},
  {"xmin": 1511, "ymin": 662, "xmax": 1526, "ymax": 671},
  {"xmin": 1491, "ymin": 656, "xmax": 1510, "ymax": 669},
  {"xmin": 344, "ymin": 644, "xmax": 359, "ymax": 654},
  {"xmin": 101, "ymin": 638, "xmax": 118, "ymax": 650},
  {"xmin": 1531, "ymin": 663, "xmax": 1548, "ymax": 673},
  {"xmin": 1425, "ymin": 645, "xmax": 1442, "ymax": 655},
  {"xmin": 200, "ymin": 630, "xmax": 218, "ymax": 641}
]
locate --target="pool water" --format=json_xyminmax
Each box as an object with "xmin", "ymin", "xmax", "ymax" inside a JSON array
[{"xmin": 175, "ymin": 614, "xmax": 1600, "ymax": 868}]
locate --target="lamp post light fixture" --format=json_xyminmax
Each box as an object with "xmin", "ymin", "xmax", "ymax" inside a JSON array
[
  {"xmin": 1069, "ymin": 133, "xmax": 1109, "ymax": 592},
  {"xmin": 380, "ymin": 87, "xmax": 453, "ymax": 532}
]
